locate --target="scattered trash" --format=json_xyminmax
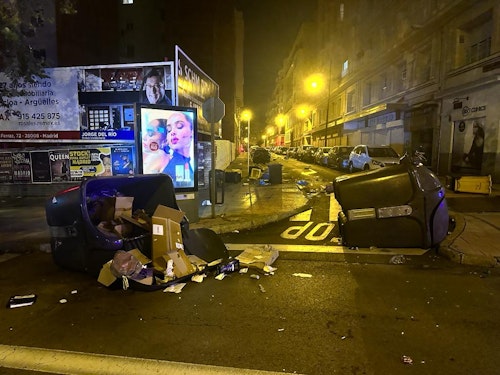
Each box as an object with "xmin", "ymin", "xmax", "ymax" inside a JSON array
[
  {"xmin": 250, "ymin": 274, "xmax": 260, "ymax": 280},
  {"xmin": 258, "ymin": 284, "xmax": 266, "ymax": 293},
  {"xmin": 163, "ymin": 283, "xmax": 186, "ymax": 293},
  {"xmin": 191, "ymin": 274, "xmax": 206, "ymax": 283},
  {"xmin": 401, "ymin": 355, "xmax": 413, "ymax": 365},
  {"xmin": 39, "ymin": 243, "xmax": 51, "ymax": 253},
  {"xmin": 201, "ymin": 200, "xmax": 212, "ymax": 206},
  {"xmin": 390, "ymin": 254, "xmax": 406, "ymax": 264},
  {"xmin": 278, "ymin": 328, "xmax": 285, "ymax": 332},
  {"xmin": 263, "ymin": 265, "xmax": 277, "ymax": 274},
  {"xmin": 292, "ymin": 273, "xmax": 312, "ymax": 278},
  {"xmin": 59, "ymin": 298, "xmax": 68, "ymax": 304},
  {"xmin": 71, "ymin": 290, "xmax": 78, "ymax": 294},
  {"xmin": 236, "ymin": 245, "xmax": 279, "ymax": 270},
  {"xmin": 239, "ymin": 267, "xmax": 249, "ymax": 274},
  {"xmin": 216, "ymin": 259, "xmax": 240, "ymax": 275},
  {"xmin": 215, "ymin": 273, "xmax": 226, "ymax": 280},
  {"xmin": 7, "ymin": 294, "xmax": 37, "ymax": 309}
]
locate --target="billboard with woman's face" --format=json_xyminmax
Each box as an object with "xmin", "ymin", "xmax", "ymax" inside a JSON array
[{"xmin": 137, "ymin": 104, "xmax": 197, "ymax": 192}]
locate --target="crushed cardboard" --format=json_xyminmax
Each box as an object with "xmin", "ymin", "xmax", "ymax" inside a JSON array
[{"xmin": 236, "ymin": 245, "xmax": 279, "ymax": 270}]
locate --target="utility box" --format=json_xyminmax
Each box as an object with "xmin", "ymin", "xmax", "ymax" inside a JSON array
[{"xmin": 334, "ymin": 161, "xmax": 449, "ymax": 249}]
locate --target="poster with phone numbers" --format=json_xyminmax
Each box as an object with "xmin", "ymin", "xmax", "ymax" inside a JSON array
[{"xmin": 0, "ymin": 153, "xmax": 13, "ymax": 183}]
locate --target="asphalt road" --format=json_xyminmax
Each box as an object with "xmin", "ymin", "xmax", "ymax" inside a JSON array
[
  {"xmin": 1, "ymin": 157, "xmax": 499, "ymax": 374},
  {"xmin": 1, "ymin": 247, "xmax": 499, "ymax": 375}
]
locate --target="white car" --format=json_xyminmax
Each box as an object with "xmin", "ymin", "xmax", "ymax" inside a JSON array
[{"xmin": 348, "ymin": 145, "xmax": 400, "ymax": 172}]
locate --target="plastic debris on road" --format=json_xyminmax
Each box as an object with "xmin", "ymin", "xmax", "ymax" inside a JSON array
[
  {"xmin": 401, "ymin": 355, "xmax": 413, "ymax": 365},
  {"xmin": 163, "ymin": 283, "xmax": 187, "ymax": 293},
  {"xmin": 292, "ymin": 273, "xmax": 312, "ymax": 278},
  {"xmin": 7, "ymin": 294, "xmax": 37, "ymax": 309},
  {"xmin": 390, "ymin": 255, "xmax": 407, "ymax": 264}
]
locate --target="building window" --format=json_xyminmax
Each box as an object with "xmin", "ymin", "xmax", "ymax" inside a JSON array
[
  {"xmin": 397, "ymin": 61, "xmax": 406, "ymax": 92},
  {"xmin": 415, "ymin": 47, "xmax": 431, "ymax": 84},
  {"xmin": 346, "ymin": 90, "xmax": 355, "ymax": 113},
  {"xmin": 379, "ymin": 72, "xmax": 391, "ymax": 99},
  {"xmin": 341, "ymin": 59, "xmax": 349, "ymax": 77},
  {"xmin": 363, "ymin": 81, "xmax": 372, "ymax": 106},
  {"xmin": 457, "ymin": 10, "xmax": 492, "ymax": 67}
]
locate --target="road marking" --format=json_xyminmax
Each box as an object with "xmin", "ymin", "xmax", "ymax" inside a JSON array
[
  {"xmin": 329, "ymin": 193, "xmax": 343, "ymax": 222},
  {"xmin": 0, "ymin": 344, "xmax": 301, "ymax": 375},
  {"xmin": 225, "ymin": 243, "xmax": 429, "ymax": 256},
  {"xmin": 289, "ymin": 209, "xmax": 312, "ymax": 221}
]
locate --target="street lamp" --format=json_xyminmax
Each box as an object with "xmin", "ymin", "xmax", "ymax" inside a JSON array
[
  {"xmin": 241, "ymin": 109, "xmax": 252, "ymax": 176},
  {"xmin": 305, "ymin": 64, "xmax": 332, "ymax": 147}
]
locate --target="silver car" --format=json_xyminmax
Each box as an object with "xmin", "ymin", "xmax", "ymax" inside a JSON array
[{"xmin": 348, "ymin": 145, "xmax": 400, "ymax": 172}]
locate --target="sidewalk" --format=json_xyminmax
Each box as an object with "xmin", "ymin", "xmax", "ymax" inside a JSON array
[{"xmin": 0, "ymin": 154, "xmax": 499, "ymax": 268}]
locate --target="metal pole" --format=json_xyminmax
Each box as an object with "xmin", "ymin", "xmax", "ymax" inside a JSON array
[
  {"xmin": 247, "ymin": 119, "xmax": 250, "ymax": 177},
  {"xmin": 324, "ymin": 60, "xmax": 332, "ymax": 147}
]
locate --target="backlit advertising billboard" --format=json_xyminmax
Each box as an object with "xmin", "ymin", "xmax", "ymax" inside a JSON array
[
  {"xmin": 137, "ymin": 104, "xmax": 197, "ymax": 192},
  {"xmin": 0, "ymin": 62, "xmax": 175, "ymax": 143},
  {"xmin": 175, "ymin": 46, "xmax": 219, "ymax": 138}
]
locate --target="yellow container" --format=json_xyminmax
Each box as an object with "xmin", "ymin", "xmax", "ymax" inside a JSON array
[{"xmin": 454, "ymin": 175, "xmax": 492, "ymax": 195}]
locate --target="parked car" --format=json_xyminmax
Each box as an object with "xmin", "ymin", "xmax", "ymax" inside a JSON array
[
  {"xmin": 313, "ymin": 147, "xmax": 332, "ymax": 165},
  {"xmin": 251, "ymin": 147, "xmax": 271, "ymax": 164},
  {"xmin": 348, "ymin": 145, "xmax": 400, "ymax": 172},
  {"xmin": 326, "ymin": 146, "xmax": 354, "ymax": 170},
  {"xmin": 296, "ymin": 145, "xmax": 318, "ymax": 163},
  {"xmin": 287, "ymin": 147, "xmax": 298, "ymax": 159},
  {"xmin": 273, "ymin": 146, "xmax": 288, "ymax": 155}
]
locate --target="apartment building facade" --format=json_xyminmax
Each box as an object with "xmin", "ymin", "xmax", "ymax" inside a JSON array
[{"xmin": 270, "ymin": 0, "xmax": 500, "ymax": 181}]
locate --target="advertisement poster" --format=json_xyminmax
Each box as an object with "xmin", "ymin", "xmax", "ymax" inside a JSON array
[
  {"xmin": 49, "ymin": 150, "xmax": 71, "ymax": 182},
  {"xmin": 175, "ymin": 46, "xmax": 219, "ymax": 137},
  {"xmin": 78, "ymin": 62, "xmax": 174, "ymax": 142},
  {"xmin": 111, "ymin": 146, "xmax": 135, "ymax": 176},
  {"xmin": 0, "ymin": 68, "xmax": 80, "ymax": 141},
  {"xmin": 12, "ymin": 152, "xmax": 32, "ymax": 183},
  {"xmin": 0, "ymin": 153, "xmax": 13, "ymax": 183},
  {"xmin": 68, "ymin": 147, "xmax": 112, "ymax": 181},
  {"xmin": 31, "ymin": 151, "xmax": 52, "ymax": 183},
  {"xmin": 138, "ymin": 105, "xmax": 197, "ymax": 191},
  {"xmin": 451, "ymin": 118, "xmax": 485, "ymax": 173}
]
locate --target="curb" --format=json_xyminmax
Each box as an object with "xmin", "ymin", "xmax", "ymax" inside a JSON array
[{"xmin": 438, "ymin": 211, "xmax": 499, "ymax": 267}]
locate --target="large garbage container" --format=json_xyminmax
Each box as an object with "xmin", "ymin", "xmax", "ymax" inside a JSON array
[
  {"xmin": 209, "ymin": 169, "xmax": 225, "ymax": 204},
  {"xmin": 45, "ymin": 174, "xmax": 187, "ymax": 275},
  {"xmin": 334, "ymin": 158, "xmax": 448, "ymax": 248},
  {"xmin": 268, "ymin": 163, "xmax": 282, "ymax": 184}
]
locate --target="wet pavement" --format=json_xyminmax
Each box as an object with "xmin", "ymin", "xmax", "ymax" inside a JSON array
[{"xmin": 0, "ymin": 153, "xmax": 499, "ymax": 267}]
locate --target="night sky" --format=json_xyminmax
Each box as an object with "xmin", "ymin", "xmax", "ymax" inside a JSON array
[{"xmin": 237, "ymin": 0, "xmax": 317, "ymax": 137}]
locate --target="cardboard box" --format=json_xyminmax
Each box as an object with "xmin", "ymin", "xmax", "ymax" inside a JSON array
[
  {"xmin": 114, "ymin": 196, "xmax": 134, "ymax": 219},
  {"xmin": 164, "ymin": 249, "xmax": 196, "ymax": 277},
  {"xmin": 151, "ymin": 205, "xmax": 186, "ymax": 270}
]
